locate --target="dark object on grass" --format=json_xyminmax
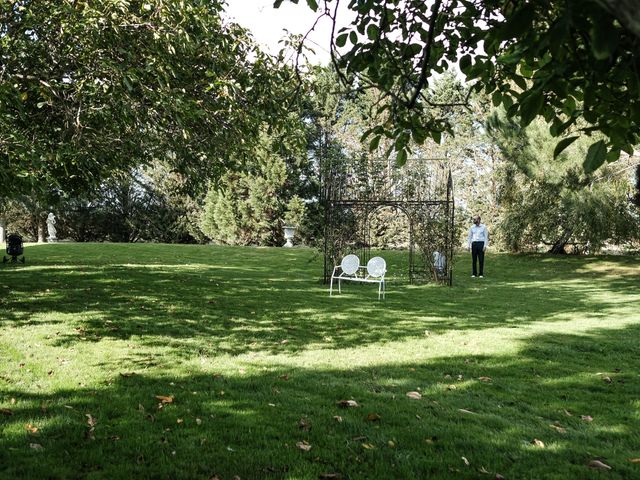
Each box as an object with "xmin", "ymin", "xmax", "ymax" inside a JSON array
[{"xmin": 3, "ymin": 234, "xmax": 25, "ymax": 263}]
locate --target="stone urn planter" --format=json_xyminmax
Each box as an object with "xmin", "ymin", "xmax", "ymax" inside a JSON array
[{"xmin": 283, "ymin": 226, "xmax": 296, "ymax": 248}]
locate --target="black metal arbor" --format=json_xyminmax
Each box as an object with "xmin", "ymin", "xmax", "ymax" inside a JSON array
[{"xmin": 321, "ymin": 156, "xmax": 455, "ymax": 285}]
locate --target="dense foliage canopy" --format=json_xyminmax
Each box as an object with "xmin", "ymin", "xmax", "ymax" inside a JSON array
[
  {"xmin": 0, "ymin": 0, "xmax": 298, "ymax": 197},
  {"xmin": 279, "ymin": 0, "xmax": 640, "ymax": 172}
]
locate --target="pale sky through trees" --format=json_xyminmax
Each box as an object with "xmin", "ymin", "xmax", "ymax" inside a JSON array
[{"xmin": 225, "ymin": 0, "xmax": 353, "ymax": 65}]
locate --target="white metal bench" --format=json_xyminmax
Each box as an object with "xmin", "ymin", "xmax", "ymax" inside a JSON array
[{"xmin": 329, "ymin": 254, "xmax": 386, "ymax": 300}]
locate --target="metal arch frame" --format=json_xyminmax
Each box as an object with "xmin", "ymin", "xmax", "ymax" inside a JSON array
[{"xmin": 321, "ymin": 157, "xmax": 455, "ymax": 286}]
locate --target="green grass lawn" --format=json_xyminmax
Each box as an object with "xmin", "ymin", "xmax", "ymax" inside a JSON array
[{"xmin": 1, "ymin": 243, "xmax": 639, "ymax": 479}]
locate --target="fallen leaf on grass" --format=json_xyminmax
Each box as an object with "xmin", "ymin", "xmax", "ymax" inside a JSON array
[
  {"xmin": 588, "ymin": 460, "xmax": 612, "ymax": 470},
  {"xmin": 352, "ymin": 435, "xmax": 367, "ymax": 441},
  {"xmin": 447, "ymin": 385, "xmax": 457, "ymax": 391},
  {"xmin": 333, "ymin": 416, "xmax": 343, "ymax": 423},
  {"xmin": 279, "ymin": 374, "xmax": 290, "ymax": 381},
  {"xmin": 155, "ymin": 395, "xmax": 174, "ymax": 404},
  {"xmin": 462, "ymin": 456, "xmax": 470, "ymax": 466},
  {"xmin": 361, "ymin": 443, "xmax": 375, "ymax": 450},
  {"xmin": 425, "ymin": 436, "xmax": 438, "ymax": 444},
  {"xmin": 602, "ymin": 376, "xmax": 612, "ymax": 384},
  {"xmin": 563, "ymin": 409, "xmax": 573, "ymax": 416},
  {"xmin": 495, "ymin": 474, "xmax": 505, "ymax": 480},
  {"xmin": 263, "ymin": 466, "xmax": 290, "ymax": 474},
  {"xmin": 298, "ymin": 419, "xmax": 311, "ymax": 431},
  {"xmin": 549, "ymin": 424, "xmax": 567, "ymax": 434},
  {"xmin": 86, "ymin": 414, "xmax": 97, "ymax": 428},
  {"xmin": 365, "ymin": 413, "xmax": 381, "ymax": 422},
  {"xmin": 319, "ymin": 473, "xmax": 342, "ymax": 479},
  {"xmin": 478, "ymin": 376, "xmax": 492, "ymax": 382},
  {"xmin": 29, "ymin": 443, "xmax": 43, "ymax": 450},
  {"xmin": 458, "ymin": 409, "xmax": 476, "ymax": 415},
  {"xmin": 406, "ymin": 391, "xmax": 422, "ymax": 400},
  {"xmin": 25, "ymin": 424, "xmax": 38, "ymax": 434},
  {"xmin": 337, "ymin": 400, "xmax": 359, "ymax": 408},
  {"xmin": 628, "ymin": 458, "xmax": 640, "ymax": 463},
  {"xmin": 296, "ymin": 441, "xmax": 312, "ymax": 452},
  {"xmin": 0, "ymin": 408, "xmax": 13, "ymax": 416},
  {"xmin": 531, "ymin": 439, "xmax": 545, "ymax": 448},
  {"xmin": 580, "ymin": 415, "xmax": 593, "ymax": 422}
]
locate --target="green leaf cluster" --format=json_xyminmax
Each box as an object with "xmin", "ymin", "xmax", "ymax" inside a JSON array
[
  {"xmin": 0, "ymin": 0, "xmax": 299, "ymax": 198},
  {"xmin": 310, "ymin": 0, "xmax": 640, "ymax": 173}
]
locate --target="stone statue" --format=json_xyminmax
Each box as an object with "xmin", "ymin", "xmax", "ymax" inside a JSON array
[{"xmin": 46, "ymin": 212, "xmax": 57, "ymax": 242}]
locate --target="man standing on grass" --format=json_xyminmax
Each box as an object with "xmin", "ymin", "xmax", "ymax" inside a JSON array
[{"xmin": 467, "ymin": 215, "xmax": 489, "ymax": 278}]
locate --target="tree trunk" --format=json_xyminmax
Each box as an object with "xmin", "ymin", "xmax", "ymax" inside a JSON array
[
  {"xmin": 0, "ymin": 218, "xmax": 5, "ymax": 243},
  {"xmin": 633, "ymin": 164, "xmax": 640, "ymax": 207},
  {"xmin": 548, "ymin": 240, "xmax": 568, "ymax": 254},
  {"xmin": 548, "ymin": 229, "xmax": 573, "ymax": 254},
  {"xmin": 37, "ymin": 221, "xmax": 45, "ymax": 243}
]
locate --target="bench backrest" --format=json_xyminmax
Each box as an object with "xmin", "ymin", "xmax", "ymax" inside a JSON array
[
  {"xmin": 367, "ymin": 256, "xmax": 386, "ymax": 277},
  {"xmin": 341, "ymin": 254, "xmax": 360, "ymax": 275}
]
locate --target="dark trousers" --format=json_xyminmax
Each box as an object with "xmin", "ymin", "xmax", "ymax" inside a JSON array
[{"xmin": 471, "ymin": 241, "xmax": 485, "ymax": 276}]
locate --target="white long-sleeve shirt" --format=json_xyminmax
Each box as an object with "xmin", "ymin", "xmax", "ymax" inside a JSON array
[{"xmin": 467, "ymin": 224, "xmax": 489, "ymax": 248}]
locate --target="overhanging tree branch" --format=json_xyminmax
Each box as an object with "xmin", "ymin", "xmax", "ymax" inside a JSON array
[{"xmin": 407, "ymin": 0, "xmax": 443, "ymax": 109}]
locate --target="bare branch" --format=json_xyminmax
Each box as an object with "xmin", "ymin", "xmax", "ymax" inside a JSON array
[
  {"xmin": 407, "ymin": 0, "xmax": 443, "ymax": 109},
  {"xmin": 329, "ymin": 0, "xmax": 351, "ymax": 87}
]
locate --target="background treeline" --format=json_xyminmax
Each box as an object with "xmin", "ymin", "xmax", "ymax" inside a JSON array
[
  {"xmin": 2, "ymin": 74, "xmax": 640, "ymax": 253},
  {"xmin": 2, "ymin": 1, "xmax": 640, "ymax": 254}
]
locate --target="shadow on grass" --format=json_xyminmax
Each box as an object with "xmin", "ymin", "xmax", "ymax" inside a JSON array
[
  {"xmin": 1, "ymin": 324, "xmax": 639, "ymax": 479},
  {"xmin": 0, "ymin": 245, "xmax": 638, "ymax": 356}
]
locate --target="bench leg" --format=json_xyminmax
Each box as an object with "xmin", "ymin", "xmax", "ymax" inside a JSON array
[
  {"xmin": 329, "ymin": 276, "xmax": 334, "ymax": 296},
  {"xmin": 378, "ymin": 280, "xmax": 385, "ymax": 300}
]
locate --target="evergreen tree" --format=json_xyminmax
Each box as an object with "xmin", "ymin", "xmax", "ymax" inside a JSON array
[
  {"xmin": 199, "ymin": 134, "xmax": 291, "ymax": 246},
  {"xmin": 487, "ymin": 114, "xmax": 640, "ymax": 253}
]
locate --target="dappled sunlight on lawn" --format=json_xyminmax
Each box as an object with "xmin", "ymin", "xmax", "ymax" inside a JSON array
[
  {"xmin": 1, "ymin": 244, "xmax": 639, "ymax": 478},
  {"xmin": 2, "ymin": 323, "xmax": 639, "ymax": 478}
]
